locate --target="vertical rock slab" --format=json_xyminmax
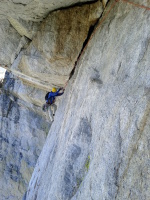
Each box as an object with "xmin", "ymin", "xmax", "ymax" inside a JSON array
[
  {"xmin": 26, "ymin": 1, "xmax": 150, "ymax": 200},
  {"xmin": 0, "ymin": 20, "xmax": 21, "ymax": 66}
]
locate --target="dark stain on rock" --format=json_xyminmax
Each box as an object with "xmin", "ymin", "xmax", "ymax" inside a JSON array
[
  {"xmin": 7, "ymin": 163, "xmax": 21, "ymax": 182},
  {"xmin": 78, "ymin": 118, "xmax": 92, "ymax": 144},
  {"xmin": 1, "ymin": 94, "xmax": 12, "ymax": 117},
  {"xmin": 0, "ymin": 135, "xmax": 9, "ymax": 144},
  {"xmin": 63, "ymin": 144, "xmax": 82, "ymax": 199},
  {"xmin": 90, "ymin": 77, "xmax": 103, "ymax": 85},
  {"xmin": 144, "ymin": 87, "xmax": 150, "ymax": 101},
  {"xmin": 71, "ymin": 144, "xmax": 81, "ymax": 161},
  {"xmin": 90, "ymin": 68, "xmax": 103, "ymax": 86},
  {"xmin": 64, "ymin": 171, "xmax": 71, "ymax": 184},
  {"xmin": 1, "ymin": 93, "xmax": 20, "ymax": 124},
  {"xmin": 3, "ymin": 71, "xmax": 15, "ymax": 92}
]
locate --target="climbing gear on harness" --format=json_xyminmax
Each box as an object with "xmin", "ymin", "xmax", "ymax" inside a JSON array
[
  {"xmin": 52, "ymin": 87, "xmax": 57, "ymax": 92},
  {"xmin": 45, "ymin": 92, "xmax": 49, "ymax": 100},
  {"xmin": 44, "ymin": 88, "xmax": 64, "ymax": 110},
  {"xmin": 46, "ymin": 98, "xmax": 56, "ymax": 105}
]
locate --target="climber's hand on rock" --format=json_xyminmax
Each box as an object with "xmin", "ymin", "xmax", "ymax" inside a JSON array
[{"xmin": 60, "ymin": 87, "xmax": 65, "ymax": 92}]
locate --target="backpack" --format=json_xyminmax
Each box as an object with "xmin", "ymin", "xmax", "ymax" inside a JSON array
[
  {"xmin": 45, "ymin": 92, "xmax": 55, "ymax": 105},
  {"xmin": 45, "ymin": 92, "xmax": 49, "ymax": 100}
]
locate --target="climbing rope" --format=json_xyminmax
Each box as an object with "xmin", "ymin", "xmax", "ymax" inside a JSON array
[
  {"xmin": 63, "ymin": 0, "xmax": 150, "ymax": 89},
  {"xmin": 121, "ymin": 0, "xmax": 150, "ymax": 10},
  {"xmin": 63, "ymin": 0, "xmax": 118, "ymax": 89}
]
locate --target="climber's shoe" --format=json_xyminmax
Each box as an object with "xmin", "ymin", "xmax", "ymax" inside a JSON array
[{"xmin": 42, "ymin": 104, "xmax": 47, "ymax": 112}]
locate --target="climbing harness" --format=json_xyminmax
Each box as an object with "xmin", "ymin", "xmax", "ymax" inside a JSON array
[
  {"xmin": 63, "ymin": 0, "xmax": 150, "ymax": 89},
  {"xmin": 46, "ymin": 98, "xmax": 56, "ymax": 105}
]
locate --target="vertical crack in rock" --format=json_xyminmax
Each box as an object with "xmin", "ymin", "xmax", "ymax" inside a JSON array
[
  {"xmin": 69, "ymin": 23, "xmax": 98, "ymax": 80},
  {"xmin": 11, "ymin": 2, "xmax": 27, "ymax": 6},
  {"xmin": 69, "ymin": 2, "xmax": 109, "ymax": 81},
  {"xmin": 1, "ymin": 0, "xmax": 104, "ymax": 93},
  {"xmin": 18, "ymin": 1, "xmax": 150, "ymax": 200}
]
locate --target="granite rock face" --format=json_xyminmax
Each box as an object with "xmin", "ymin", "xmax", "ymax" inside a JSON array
[
  {"xmin": 0, "ymin": 20, "xmax": 22, "ymax": 66},
  {"xmin": 1, "ymin": 1, "xmax": 102, "ymax": 92},
  {"xmin": 0, "ymin": 1, "xmax": 103, "ymax": 200},
  {"xmin": 0, "ymin": 0, "xmax": 97, "ymax": 22},
  {"xmin": 1, "ymin": 0, "xmax": 150, "ymax": 200},
  {"xmin": 25, "ymin": 0, "xmax": 150, "ymax": 200},
  {"xmin": 0, "ymin": 72, "xmax": 50, "ymax": 200},
  {"xmin": 9, "ymin": 1, "xmax": 102, "ymax": 91}
]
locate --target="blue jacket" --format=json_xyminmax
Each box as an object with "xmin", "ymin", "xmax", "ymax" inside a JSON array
[{"xmin": 46, "ymin": 89, "xmax": 64, "ymax": 104}]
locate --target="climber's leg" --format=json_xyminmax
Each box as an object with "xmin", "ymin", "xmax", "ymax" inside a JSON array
[
  {"xmin": 51, "ymin": 104, "xmax": 57, "ymax": 116},
  {"xmin": 48, "ymin": 105, "xmax": 54, "ymax": 121}
]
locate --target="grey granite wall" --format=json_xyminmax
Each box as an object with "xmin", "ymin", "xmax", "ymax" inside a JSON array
[
  {"xmin": 0, "ymin": 1, "xmax": 103, "ymax": 199},
  {"xmin": 26, "ymin": 1, "xmax": 150, "ymax": 199}
]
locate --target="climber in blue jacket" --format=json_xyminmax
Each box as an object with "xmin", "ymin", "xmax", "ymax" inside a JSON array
[
  {"xmin": 42, "ymin": 87, "xmax": 64, "ymax": 121},
  {"xmin": 45, "ymin": 87, "xmax": 64, "ymax": 104}
]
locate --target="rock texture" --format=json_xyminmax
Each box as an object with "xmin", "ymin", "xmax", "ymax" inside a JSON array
[
  {"xmin": 1, "ymin": 0, "xmax": 150, "ymax": 200},
  {"xmin": 0, "ymin": 0, "xmax": 97, "ymax": 22},
  {"xmin": 3, "ymin": 1, "xmax": 102, "ymax": 92},
  {"xmin": 11, "ymin": 1, "xmax": 102, "ymax": 91},
  {"xmin": 0, "ymin": 20, "xmax": 22, "ymax": 66},
  {"xmin": 25, "ymin": 0, "xmax": 150, "ymax": 200},
  {"xmin": 0, "ymin": 1, "xmax": 103, "ymax": 200},
  {"xmin": 0, "ymin": 72, "xmax": 50, "ymax": 200}
]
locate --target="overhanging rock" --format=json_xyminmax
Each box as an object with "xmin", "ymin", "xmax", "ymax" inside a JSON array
[
  {"xmin": 0, "ymin": 0, "xmax": 99, "ymax": 22},
  {"xmin": 10, "ymin": 1, "xmax": 103, "ymax": 90}
]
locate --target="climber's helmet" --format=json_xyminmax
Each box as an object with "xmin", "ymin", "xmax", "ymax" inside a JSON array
[{"xmin": 52, "ymin": 87, "xmax": 57, "ymax": 93}]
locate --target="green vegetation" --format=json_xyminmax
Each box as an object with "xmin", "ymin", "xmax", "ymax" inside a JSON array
[
  {"xmin": 76, "ymin": 178, "xmax": 82, "ymax": 189},
  {"xmin": 85, "ymin": 155, "xmax": 90, "ymax": 171},
  {"xmin": 74, "ymin": 156, "xmax": 91, "ymax": 193}
]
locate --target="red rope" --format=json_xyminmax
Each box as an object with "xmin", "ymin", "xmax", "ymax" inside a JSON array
[
  {"xmin": 64, "ymin": 0, "xmax": 150, "ymax": 88},
  {"xmin": 77, "ymin": 0, "xmax": 118, "ymax": 62},
  {"xmin": 1, "ymin": 1, "xmax": 150, "ymax": 90},
  {"xmin": 64, "ymin": 0, "xmax": 118, "ymax": 88},
  {"xmin": 121, "ymin": 0, "xmax": 150, "ymax": 10}
]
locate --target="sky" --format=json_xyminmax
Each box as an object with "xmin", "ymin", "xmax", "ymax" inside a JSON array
[{"xmin": 0, "ymin": 67, "xmax": 6, "ymax": 80}]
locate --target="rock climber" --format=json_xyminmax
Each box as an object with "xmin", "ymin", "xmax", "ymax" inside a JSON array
[{"xmin": 42, "ymin": 87, "xmax": 64, "ymax": 121}]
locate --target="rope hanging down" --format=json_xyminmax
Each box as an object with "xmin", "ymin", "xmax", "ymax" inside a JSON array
[{"xmin": 64, "ymin": 0, "xmax": 150, "ymax": 89}]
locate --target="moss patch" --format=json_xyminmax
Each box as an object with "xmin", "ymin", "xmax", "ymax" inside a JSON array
[{"xmin": 85, "ymin": 155, "xmax": 90, "ymax": 171}]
